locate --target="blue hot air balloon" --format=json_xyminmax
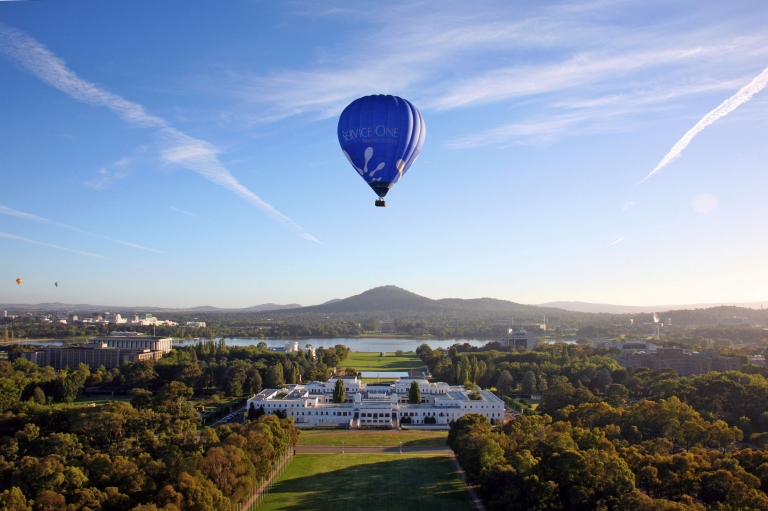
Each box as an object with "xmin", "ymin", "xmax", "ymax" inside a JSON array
[{"xmin": 337, "ymin": 95, "xmax": 425, "ymax": 207}]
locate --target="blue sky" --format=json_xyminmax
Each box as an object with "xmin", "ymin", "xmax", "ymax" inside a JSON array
[{"xmin": 0, "ymin": 0, "xmax": 767, "ymax": 308}]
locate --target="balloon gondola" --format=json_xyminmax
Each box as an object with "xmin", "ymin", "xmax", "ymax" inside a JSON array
[{"xmin": 337, "ymin": 95, "xmax": 425, "ymax": 206}]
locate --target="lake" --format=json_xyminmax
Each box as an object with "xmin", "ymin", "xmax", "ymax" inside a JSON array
[{"xmin": 172, "ymin": 337, "xmax": 492, "ymax": 352}]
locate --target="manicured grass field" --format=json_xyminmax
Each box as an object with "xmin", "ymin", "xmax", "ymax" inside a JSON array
[
  {"xmin": 342, "ymin": 351, "xmax": 426, "ymax": 371},
  {"xmin": 258, "ymin": 454, "xmax": 471, "ymax": 511},
  {"xmin": 73, "ymin": 395, "xmax": 131, "ymax": 406},
  {"xmin": 298, "ymin": 430, "xmax": 448, "ymax": 447}
]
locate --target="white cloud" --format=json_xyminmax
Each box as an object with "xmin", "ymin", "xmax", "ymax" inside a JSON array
[
  {"xmin": 623, "ymin": 201, "xmax": 635, "ymax": 211},
  {"xmin": 0, "ymin": 22, "xmax": 318, "ymax": 242},
  {"xmin": 0, "ymin": 204, "xmax": 163, "ymax": 253},
  {"xmin": 0, "ymin": 232, "xmax": 104, "ymax": 258},
  {"xmin": 692, "ymin": 193, "xmax": 718, "ymax": 213}
]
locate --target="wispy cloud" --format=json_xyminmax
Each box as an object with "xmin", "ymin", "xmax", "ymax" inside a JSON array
[
  {"xmin": 608, "ymin": 237, "xmax": 627, "ymax": 246},
  {"xmin": 622, "ymin": 201, "xmax": 635, "ymax": 211},
  {"xmin": 84, "ymin": 151, "xmax": 142, "ymax": 189},
  {"xmin": 639, "ymin": 65, "xmax": 768, "ymax": 183},
  {"xmin": 431, "ymin": 48, "xmax": 709, "ymax": 110},
  {"xmin": 169, "ymin": 206, "xmax": 197, "ymax": 217},
  {"xmin": 0, "ymin": 204, "xmax": 163, "ymax": 253},
  {"xmin": 0, "ymin": 22, "xmax": 318, "ymax": 243},
  {"xmin": 0, "ymin": 232, "xmax": 104, "ymax": 258},
  {"xmin": 447, "ymin": 77, "xmax": 748, "ymax": 147}
]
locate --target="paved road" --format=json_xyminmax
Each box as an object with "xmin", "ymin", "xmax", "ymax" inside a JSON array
[{"xmin": 295, "ymin": 445, "xmax": 453, "ymax": 454}]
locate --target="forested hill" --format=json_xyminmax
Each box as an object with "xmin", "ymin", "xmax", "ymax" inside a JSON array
[{"xmin": 279, "ymin": 285, "xmax": 566, "ymax": 318}]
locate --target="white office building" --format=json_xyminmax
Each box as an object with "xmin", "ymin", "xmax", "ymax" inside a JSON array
[
  {"xmin": 246, "ymin": 377, "xmax": 505, "ymax": 429},
  {"xmin": 500, "ymin": 329, "xmax": 537, "ymax": 350}
]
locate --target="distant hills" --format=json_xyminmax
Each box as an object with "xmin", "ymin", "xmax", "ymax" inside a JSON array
[
  {"xmin": 1, "ymin": 287, "xmax": 765, "ymax": 319},
  {"xmin": 0, "ymin": 302, "xmax": 303, "ymax": 313},
  {"xmin": 296, "ymin": 286, "xmax": 555, "ymax": 316},
  {"xmin": 538, "ymin": 300, "xmax": 767, "ymax": 314}
]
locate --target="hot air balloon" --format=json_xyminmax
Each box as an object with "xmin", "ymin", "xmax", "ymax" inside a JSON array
[
  {"xmin": 55, "ymin": 282, "xmax": 59, "ymax": 287},
  {"xmin": 15, "ymin": 278, "xmax": 22, "ymax": 285},
  {"xmin": 337, "ymin": 95, "xmax": 426, "ymax": 207}
]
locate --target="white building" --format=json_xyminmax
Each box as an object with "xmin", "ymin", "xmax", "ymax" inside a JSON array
[
  {"xmin": 500, "ymin": 329, "xmax": 537, "ymax": 350},
  {"xmin": 185, "ymin": 321, "xmax": 207, "ymax": 328},
  {"xmin": 718, "ymin": 316, "xmax": 751, "ymax": 327},
  {"xmin": 246, "ymin": 377, "xmax": 505, "ymax": 429}
]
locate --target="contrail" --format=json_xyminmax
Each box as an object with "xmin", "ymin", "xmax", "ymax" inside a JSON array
[
  {"xmin": 0, "ymin": 22, "xmax": 318, "ymax": 243},
  {"xmin": 640, "ymin": 65, "xmax": 768, "ymax": 184},
  {"xmin": 0, "ymin": 204, "xmax": 164, "ymax": 253},
  {"xmin": 0, "ymin": 232, "xmax": 104, "ymax": 258},
  {"xmin": 608, "ymin": 236, "xmax": 626, "ymax": 246}
]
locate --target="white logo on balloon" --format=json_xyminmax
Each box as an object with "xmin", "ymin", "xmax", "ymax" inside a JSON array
[{"xmin": 344, "ymin": 147, "xmax": 385, "ymax": 180}]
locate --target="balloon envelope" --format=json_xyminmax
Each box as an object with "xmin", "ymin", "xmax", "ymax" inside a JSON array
[
  {"xmin": 15, "ymin": 278, "xmax": 21, "ymax": 285},
  {"xmin": 55, "ymin": 282, "xmax": 58, "ymax": 287},
  {"xmin": 337, "ymin": 95, "xmax": 425, "ymax": 199}
]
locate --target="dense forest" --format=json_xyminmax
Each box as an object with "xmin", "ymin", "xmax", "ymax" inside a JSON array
[
  {"xmin": 0, "ymin": 341, "xmax": 352, "ymax": 510},
  {"xmin": 430, "ymin": 343, "xmax": 768, "ymax": 510}
]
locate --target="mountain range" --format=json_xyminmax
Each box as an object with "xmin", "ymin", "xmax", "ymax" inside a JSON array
[
  {"xmin": 537, "ymin": 300, "xmax": 767, "ymax": 314},
  {"xmin": 1, "ymin": 286, "xmax": 765, "ymax": 316}
]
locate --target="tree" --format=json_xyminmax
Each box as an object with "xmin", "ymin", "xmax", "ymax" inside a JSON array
[
  {"xmin": 521, "ymin": 371, "xmax": 537, "ymax": 394},
  {"xmin": 604, "ymin": 384, "xmax": 629, "ymax": 407},
  {"xmin": 409, "ymin": 381, "xmax": 421, "ymax": 404},
  {"xmin": 153, "ymin": 381, "xmax": 194, "ymax": 413},
  {"xmin": 265, "ymin": 364, "xmax": 285, "ymax": 389},
  {"xmin": 0, "ymin": 487, "xmax": 31, "ymax": 511},
  {"xmin": 595, "ymin": 367, "xmax": 612, "ymax": 390},
  {"xmin": 496, "ymin": 370, "xmax": 514, "ymax": 396},
  {"xmin": 248, "ymin": 403, "xmax": 265, "ymax": 421},
  {"xmin": 130, "ymin": 388, "xmax": 153, "ymax": 410},
  {"xmin": 333, "ymin": 378, "xmax": 346, "ymax": 403}
]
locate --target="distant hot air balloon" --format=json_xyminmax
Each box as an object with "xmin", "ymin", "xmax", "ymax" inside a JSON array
[
  {"xmin": 337, "ymin": 95, "xmax": 426, "ymax": 207},
  {"xmin": 55, "ymin": 282, "xmax": 59, "ymax": 287},
  {"xmin": 15, "ymin": 278, "xmax": 22, "ymax": 285}
]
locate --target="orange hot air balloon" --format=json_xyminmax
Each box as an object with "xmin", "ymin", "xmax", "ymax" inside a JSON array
[{"xmin": 15, "ymin": 278, "xmax": 22, "ymax": 285}]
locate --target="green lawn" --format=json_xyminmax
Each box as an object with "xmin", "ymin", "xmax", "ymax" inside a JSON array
[
  {"xmin": 72, "ymin": 395, "xmax": 131, "ymax": 406},
  {"xmin": 342, "ymin": 351, "xmax": 426, "ymax": 372},
  {"xmin": 258, "ymin": 454, "xmax": 471, "ymax": 511},
  {"xmin": 298, "ymin": 430, "xmax": 448, "ymax": 447}
]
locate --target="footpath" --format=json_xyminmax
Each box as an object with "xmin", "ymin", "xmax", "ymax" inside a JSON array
[
  {"xmin": 295, "ymin": 445, "xmax": 452, "ymax": 454},
  {"xmin": 450, "ymin": 455, "xmax": 486, "ymax": 511},
  {"xmin": 233, "ymin": 447, "xmax": 293, "ymax": 511}
]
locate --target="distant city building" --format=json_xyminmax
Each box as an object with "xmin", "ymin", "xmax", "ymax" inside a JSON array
[
  {"xmin": 378, "ymin": 320, "xmax": 396, "ymax": 334},
  {"xmin": 627, "ymin": 319, "xmax": 634, "ymax": 326},
  {"xmin": 20, "ymin": 342, "xmax": 163, "ymax": 370},
  {"xmin": 615, "ymin": 347, "xmax": 741, "ymax": 376},
  {"xmin": 666, "ymin": 318, "xmax": 672, "ymax": 326},
  {"xmin": 718, "ymin": 316, "xmax": 751, "ymax": 327},
  {"xmin": 500, "ymin": 329, "xmax": 537, "ymax": 350},
  {"xmin": 247, "ymin": 377, "xmax": 504, "ymax": 428},
  {"xmin": 185, "ymin": 321, "xmax": 207, "ymax": 328},
  {"xmin": 592, "ymin": 340, "xmax": 658, "ymax": 351},
  {"xmin": 88, "ymin": 334, "xmax": 173, "ymax": 353}
]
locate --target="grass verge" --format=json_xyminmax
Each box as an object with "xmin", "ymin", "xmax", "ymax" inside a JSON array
[
  {"xmin": 298, "ymin": 430, "xmax": 448, "ymax": 447},
  {"xmin": 258, "ymin": 454, "xmax": 471, "ymax": 511},
  {"xmin": 342, "ymin": 351, "xmax": 426, "ymax": 372}
]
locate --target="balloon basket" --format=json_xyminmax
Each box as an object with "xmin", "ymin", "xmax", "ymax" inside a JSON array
[{"xmin": 375, "ymin": 199, "xmax": 386, "ymax": 207}]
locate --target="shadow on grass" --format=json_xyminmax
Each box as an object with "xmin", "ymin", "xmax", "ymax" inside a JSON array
[{"xmin": 263, "ymin": 456, "xmax": 471, "ymax": 511}]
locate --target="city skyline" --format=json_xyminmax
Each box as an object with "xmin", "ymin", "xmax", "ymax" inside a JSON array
[{"xmin": 1, "ymin": 1, "xmax": 767, "ymax": 308}]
